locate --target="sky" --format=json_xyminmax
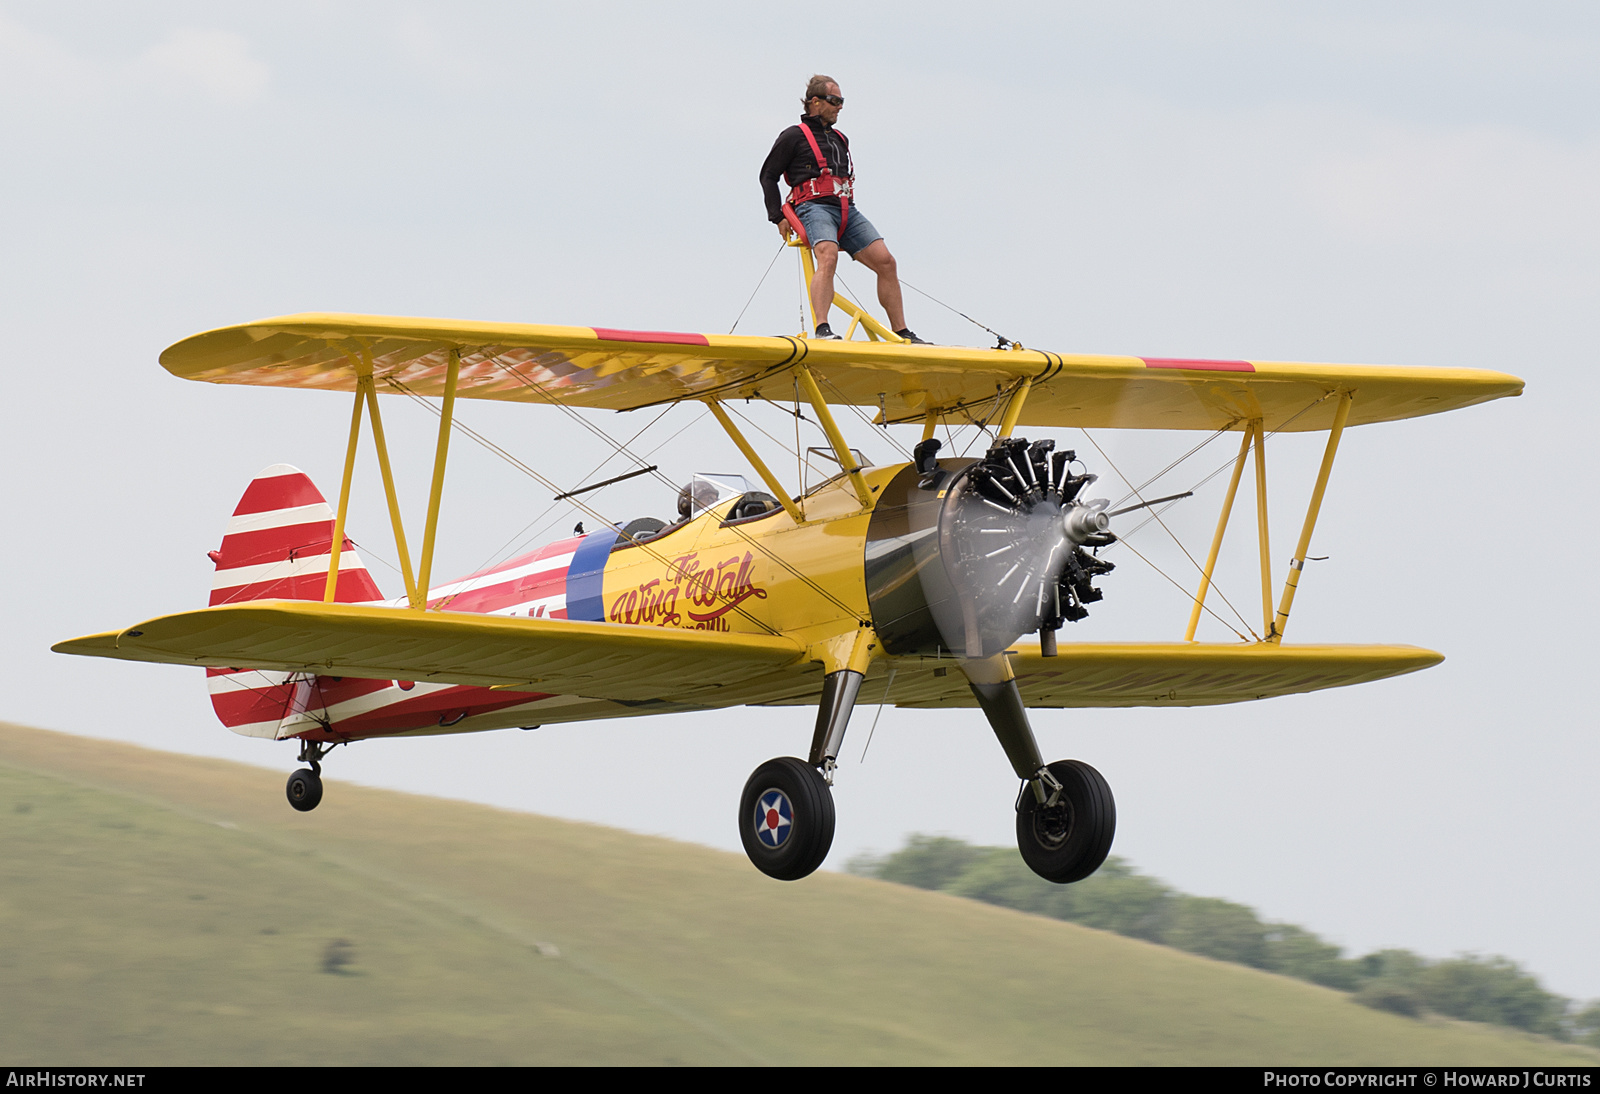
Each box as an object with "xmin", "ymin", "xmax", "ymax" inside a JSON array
[{"xmin": 3, "ymin": 2, "xmax": 1597, "ymax": 998}]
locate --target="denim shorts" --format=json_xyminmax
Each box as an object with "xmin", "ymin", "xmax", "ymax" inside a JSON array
[{"xmin": 795, "ymin": 200, "xmax": 883, "ymax": 256}]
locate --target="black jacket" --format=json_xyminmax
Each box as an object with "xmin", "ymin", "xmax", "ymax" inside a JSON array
[{"xmin": 760, "ymin": 114, "xmax": 854, "ymax": 224}]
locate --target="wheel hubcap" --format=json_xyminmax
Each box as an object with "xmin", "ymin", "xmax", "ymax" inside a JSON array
[
  {"xmin": 1032, "ymin": 800, "xmax": 1074, "ymax": 850},
  {"xmin": 754, "ymin": 788, "xmax": 793, "ymax": 848}
]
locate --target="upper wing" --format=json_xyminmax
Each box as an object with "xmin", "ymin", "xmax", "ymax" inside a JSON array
[
  {"xmin": 53, "ymin": 601, "xmax": 819, "ymax": 706},
  {"xmin": 158, "ymin": 313, "xmax": 1523, "ymax": 433}
]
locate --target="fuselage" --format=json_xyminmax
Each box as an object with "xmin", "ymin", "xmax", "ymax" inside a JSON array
[{"xmin": 211, "ymin": 464, "xmax": 902, "ymax": 744}]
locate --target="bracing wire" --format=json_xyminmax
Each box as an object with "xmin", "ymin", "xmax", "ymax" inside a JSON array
[
  {"xmin": 1081, "ymin": 426, "xmax": 1259, "ymax": 640},
  {"xmin": 899, "ymin": 277, "xmax": 1016, "ymax": 348},
  {"xmin": 386, "ymin": 383, "xmax": 784, "ymax": 633},
  {"xmin": 729, "ymin": 242, "xmax": 788, "ymax": 335},
  {"xmin": 1113, "ymin": 535, "xmax": 1252, "ymax": 643},
  {"xmin": 1089, "ymin": 393, "xmax": 1336, "ymax": 640},
  {"xmin": 390, "ymin": 377, "xmax": 864, "ymax": 625}
]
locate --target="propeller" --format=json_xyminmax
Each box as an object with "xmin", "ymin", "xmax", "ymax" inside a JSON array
[{"xmin": 863, "ymin": 436, "xmax": 1117, "ymax": 660}]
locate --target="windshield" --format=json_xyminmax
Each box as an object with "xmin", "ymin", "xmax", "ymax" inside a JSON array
[{"xmin": 677, "ymin": 473, "xmax": 755, "ymax": 519}]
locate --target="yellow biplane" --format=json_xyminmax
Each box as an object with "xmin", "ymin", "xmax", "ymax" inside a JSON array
[{"xmin": 53, "ymin": 289, "xmax": 1522, "ymax": 882}]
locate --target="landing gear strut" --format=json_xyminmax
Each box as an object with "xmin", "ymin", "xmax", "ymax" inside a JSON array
[
  {"xmin": 286, "ymin": 740, "xmax": 327, "ymax": 813},
  {"xmin": 1015, "ymin": 759, "xmax": 1115, "ymax": 883},
  {"xmin": 971, "ymin": 671, "xmax": 1116, "ymax": 883},
  {"xmin": 738, "ymin": 668, "xmax": 859, "ymax": 880}
]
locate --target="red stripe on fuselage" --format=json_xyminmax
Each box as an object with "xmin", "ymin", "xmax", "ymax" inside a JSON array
[{"xmin": 425, "ymin": 536, "xmax": 581, "ymax": 614}]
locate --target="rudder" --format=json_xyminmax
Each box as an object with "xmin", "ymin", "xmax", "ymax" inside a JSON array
[
  {"xmin": 208, "ymin": 463, "xmax": 382, "ymax": 606},
  {"xmin": 206, "ymin": 464, "xmax": 385, "ymax": 739}
]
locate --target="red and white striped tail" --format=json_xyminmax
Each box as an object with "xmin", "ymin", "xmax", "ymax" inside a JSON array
[
  {"xmin": 208, "ymin": 463, "xmax": 383, "ymax": 607},
  {"xmin": 207, "ymin": 464, "xmax": 384, "ymax": 739}
]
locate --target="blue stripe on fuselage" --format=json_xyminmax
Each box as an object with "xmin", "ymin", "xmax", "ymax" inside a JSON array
[{"xmin": 565, "ymin": 528, "xmax": 620, "ymax": 622}]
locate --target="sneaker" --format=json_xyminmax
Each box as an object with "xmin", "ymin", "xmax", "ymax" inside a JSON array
[
  {"xmin": 813, "ymin": 323, "xmax": 842, "ymax": 340},
  {"xmin": 896, "ymin": 328, "xmax": 931, "ymax": 345}
]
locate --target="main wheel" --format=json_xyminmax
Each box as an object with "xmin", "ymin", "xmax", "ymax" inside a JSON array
[
  {"xmin": 738, "ymin": 757, "xmax": 835, "ymax": 881},
  {"xmin": 286, "ymin": 768, "xmax": 323, "ymax": 812},
  {"xmin": 1016, "ymin": 759, "xmax": 1115, "ymax": 883}
]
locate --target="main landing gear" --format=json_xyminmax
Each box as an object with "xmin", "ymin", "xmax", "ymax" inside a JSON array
[
  {"xmin": 285, "ymin": 740, "xmax": 327, "ymax": 813},
  {"xmin": 736, "ymin": 661, "xmax": 1115, "ymax": 885},
  {"xmin": 738, "ymin": 668, "xmax": 859, "ymax": 880},
  {"xmin": 971, "ymin": 670, "xmax": 1116, "ymax": 883}
]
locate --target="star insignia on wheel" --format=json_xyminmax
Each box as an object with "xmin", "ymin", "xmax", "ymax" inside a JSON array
[{"xmin": 755, "ymin": 788, "xmax": 793, "ymax": 848}]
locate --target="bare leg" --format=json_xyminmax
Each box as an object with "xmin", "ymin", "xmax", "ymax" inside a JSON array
[
  {"xmin": 852, "ymin": 239, "xmax": 908, "ymax": 332},
  {"xmin": 810, "ymin": 241, "xmax": 839, "ymax": 330}
]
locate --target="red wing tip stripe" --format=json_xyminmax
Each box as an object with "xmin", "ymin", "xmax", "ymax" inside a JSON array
[
  {"xmin": 1141, "ymin": 357, "xmax": 1256, "ymax": 373},
  {"xmin": 591, "ymin": 327, "xmax": 711, "ymax": 347}
]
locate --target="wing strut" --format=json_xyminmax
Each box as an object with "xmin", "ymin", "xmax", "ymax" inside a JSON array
[
  {"xmin": 324, "ymin": 376, "xmax": 366, "ymax": 604},
  {"xmin": 1181, "ymin": 391, "xmax": 1355, "ymax": 644},
  {"xmin": 1184, "ymin": 427, "xmax": 1253, "ymax": 641},
  {"xmin": 996, "ymin": 376, "xmax": 1033, "ymax": 440},
  {"xmin": 795, "ymin": 366, "xmax": 873, "ymax": 507},
  {"xmin": 704, "ymin": 399, "xmax": 806, "ymax": 524},
  {"xmin": 1270, "ymin": 390, "xmax": 1354, "ymax": 642},
  {"xmin": 324, "ymin": 347, "xmax": 462, "ymax": 610},
  {"xmin": 1253, "ymin": 418, "xmax": 1272, "ymax": 639}
]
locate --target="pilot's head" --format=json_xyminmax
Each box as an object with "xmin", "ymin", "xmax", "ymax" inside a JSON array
[{"xmin": 803, "ymin": 75, "xmax": 843, "ymax": 124}]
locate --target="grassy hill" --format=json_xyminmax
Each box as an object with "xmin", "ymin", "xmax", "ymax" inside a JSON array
[{"xmin": 1, "ymin": 722, "xmax": 1593, "ymax": 1066}]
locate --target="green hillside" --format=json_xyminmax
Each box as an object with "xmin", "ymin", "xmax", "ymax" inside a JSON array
[{"xmin": 1, "ymin": 722, "xmax": 1592, "ymax": 1066}]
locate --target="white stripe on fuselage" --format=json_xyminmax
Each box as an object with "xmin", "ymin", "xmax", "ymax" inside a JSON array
[
  {"xmin": 485, "ymin": 593, "xmax": 567, "ymax": 618},
  {"xmin": 425, "ymin": 552, "xmax": 575, "ymax": 601}
]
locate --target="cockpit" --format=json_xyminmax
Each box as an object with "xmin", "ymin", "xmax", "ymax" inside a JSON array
[{"xmin": 614, "ymin": 473, "xmax": 782, "ymax": 548}]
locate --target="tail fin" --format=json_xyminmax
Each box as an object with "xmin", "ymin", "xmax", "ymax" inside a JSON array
[
  {"xmin": 208, "ymin": 463, "xmax": 383, "ymax": 607},
  {"xmin": 208, "ymin": 464, "xmax": 387, "ymax": 739}
]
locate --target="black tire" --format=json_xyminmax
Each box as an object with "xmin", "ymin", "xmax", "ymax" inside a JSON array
[
  {"xmin": 286, "ymin": 768, "xmax": 323, "ymax": 812},
  {"xmin": 1016, "ymin": 759, "xmax": 1115, "ymax": 883},
  {"xmin": 738, "ymin": 757, "xmax": 835, "ymax": 881}
]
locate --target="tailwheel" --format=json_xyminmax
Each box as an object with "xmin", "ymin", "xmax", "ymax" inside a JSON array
[
  {"xmin": 1016, "ymin": 759, "xmax": 1115, "ymax": 883},
  {"xmin": 739, "ymin": 757, "xmax": 836, "ymax": 881},
  {"xmin": 286, "ymin": 767, "xmax": 323, "ymax": 812}
]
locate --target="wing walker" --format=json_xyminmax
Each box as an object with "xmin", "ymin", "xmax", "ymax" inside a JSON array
[{"xmin": 55, "ymin": 262, "xmax": 1522, "ymax": 883}]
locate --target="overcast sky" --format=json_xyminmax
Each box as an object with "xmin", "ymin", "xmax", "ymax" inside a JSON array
[{"xmin": 3, "ymin": 2, "xmax": 1597, "ymax": 998}]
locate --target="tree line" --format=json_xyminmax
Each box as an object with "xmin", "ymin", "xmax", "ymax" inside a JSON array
[{"xmin": 848, "ymin": 835, "xmax": 1600, "ymax": 1045}]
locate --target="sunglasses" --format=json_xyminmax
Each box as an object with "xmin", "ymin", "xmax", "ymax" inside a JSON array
[{"xmin": 813, "ymin": 93, "xmax": 844, "ymax": 107}]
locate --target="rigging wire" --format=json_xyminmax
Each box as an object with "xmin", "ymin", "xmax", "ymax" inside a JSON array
[
  {"xmin": 728, "ymin": 241, "xmax": 788, "ymax": 335},
  {"xmin": 899, "ymin": 277, "xmax": 1017, "ymax": 348},
  {"xmin": 1111, "ymin": 535, "xmax": 1253, "ymax": 643},
  {"xmin": 858, "ymin": 665, "xmax": 898, "ymax": 763},
  {"xmin": 390, "ymin": 377, "xmax": 865, "ymax": 625},
  {"xmin": 1091, "ymin": 393, "xmax": 1336, "ymax": 640},
  {"xmin": 386, "ymin": 384, "xmax": 783, "ymax": 633},
  {"xmin": 816, "ymin": 370, "xmax": 915, "ymax": 463},
  {"xmin": 1110, "ymin": 424, "xmax": 1233, "ymax": 511},
  {"xmin": 464, "ymin": 402, "xmax": 681, "ymax": 579},
  {"xmin": 1082, "ymin": 427, "xmax": 1259, "ymax": 640}
]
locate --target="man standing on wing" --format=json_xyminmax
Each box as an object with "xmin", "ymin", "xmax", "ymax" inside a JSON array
[{"xmin": 760, "ymin": 75, "xmax": 927, "ymax": 343}]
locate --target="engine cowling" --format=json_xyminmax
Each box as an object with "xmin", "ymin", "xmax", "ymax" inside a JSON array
[{"xmin": 864, "ymin": 438, "xmax": 1115, "ymax": 658}]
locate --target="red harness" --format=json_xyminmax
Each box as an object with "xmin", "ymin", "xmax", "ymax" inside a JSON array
[{"xmin": 786, "ymin": 122, "xmax": 852, "ymax": 240}]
